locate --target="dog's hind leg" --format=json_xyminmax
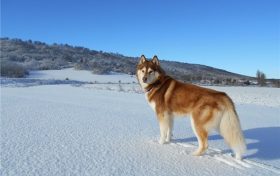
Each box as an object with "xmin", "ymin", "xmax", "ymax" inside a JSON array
[{"xmin": 190, "ymin": 116, "xmax": 209, "ymax": 156}]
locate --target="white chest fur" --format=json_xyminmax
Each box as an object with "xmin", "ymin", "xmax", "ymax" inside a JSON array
[{"xmin": 145, "ymin": 93, "xmax": 156, "ymax": 112}]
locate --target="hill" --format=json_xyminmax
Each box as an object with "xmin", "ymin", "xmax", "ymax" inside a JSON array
[{"xmin": 1, "ymin": 37, "xmax": 253, "ymax": 85}]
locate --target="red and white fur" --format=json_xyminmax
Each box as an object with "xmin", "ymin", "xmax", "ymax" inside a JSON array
[{"xmin": 136, "ymin": 55, "xmax": 246, "ymax": 160}]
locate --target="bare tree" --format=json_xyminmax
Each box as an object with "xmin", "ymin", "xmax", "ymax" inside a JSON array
[{"xmin": 256, "ymin": 70, "xmax": 266, "ymax": 86}]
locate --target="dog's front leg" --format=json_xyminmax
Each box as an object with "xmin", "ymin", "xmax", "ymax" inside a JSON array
[
  {"xmin": 158, "ymin": 113, "xmax": 171, "ymax": 144},
  {"xmin": 166, "ymin": 117, "xmax": 173, "ymax": 143}
]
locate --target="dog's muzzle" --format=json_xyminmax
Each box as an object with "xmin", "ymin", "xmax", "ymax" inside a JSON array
[{"xmin": 142, "ymin": 77, "xmax": 147, "ymax": 83}]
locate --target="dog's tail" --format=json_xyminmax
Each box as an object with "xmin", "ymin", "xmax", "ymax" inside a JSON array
[{"xmin": 219, "ymin": 96, "xmax": 246, "ymax": 160}]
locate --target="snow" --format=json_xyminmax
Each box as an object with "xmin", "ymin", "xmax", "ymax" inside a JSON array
[
  {"xmin": 1, "ymin": 69, "xmax": 280, "ymax": 176},
  {"xmin": 206, "ymin": 86, "xmax": 280, "ymax": 108},
  {"xmin": 28, "ymin": 68, "xmax": 137, "ymax": 83}
]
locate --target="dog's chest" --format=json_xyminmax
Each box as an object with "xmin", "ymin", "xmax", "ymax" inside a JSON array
[{"xmin": 145, "ymin": 93, "xmax": 156, "ymax": 112}]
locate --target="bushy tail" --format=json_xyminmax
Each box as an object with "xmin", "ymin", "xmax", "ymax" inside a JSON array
[{"xmin": 219, "ymin": 97, "xmax": 246, "ymax": 160}]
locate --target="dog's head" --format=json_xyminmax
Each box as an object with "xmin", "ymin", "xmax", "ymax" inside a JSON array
[{"xmin": 136, "ymin": 55, "xmax": 165, "ymax": 89}]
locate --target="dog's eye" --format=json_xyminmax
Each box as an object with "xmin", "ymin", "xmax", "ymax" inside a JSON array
[
  {"xmin": 148, "ymin": 71, "xmax": 153, "ymax": 74},
  {"xmin": 142, "ymin": 70, "xmax": 145, "ymax": 73}
]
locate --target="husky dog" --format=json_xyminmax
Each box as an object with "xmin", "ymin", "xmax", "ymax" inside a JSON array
[{"xmin": 136, "ymin": 55, "xmax": 246, "ymax": 160}]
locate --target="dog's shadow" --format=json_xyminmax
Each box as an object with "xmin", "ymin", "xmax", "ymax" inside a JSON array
[{"xmin": 173, "ymin": 127, "xmax": 280, "ymax": 160}]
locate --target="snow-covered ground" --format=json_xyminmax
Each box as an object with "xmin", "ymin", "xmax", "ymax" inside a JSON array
[
  {"xmin": 1, "ymin": 69, "xmax": 280, "ymax": 176},
  {"xmin": 28, "ymin": 68, "xmax": 137, "ymax": 83}
]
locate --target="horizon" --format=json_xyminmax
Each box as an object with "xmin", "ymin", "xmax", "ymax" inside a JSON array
[
  {"xmin": 1, "ymin": 0, "xmax": 280, "ymax": 78},
  {"xmin": 0, "ymin": 36, "xmax": 277, "ymax": 80}
]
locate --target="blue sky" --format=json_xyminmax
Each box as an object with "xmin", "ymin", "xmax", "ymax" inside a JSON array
[{"xmin": 1, "ymin": 0, "xmax": 280, "ymax": 78}]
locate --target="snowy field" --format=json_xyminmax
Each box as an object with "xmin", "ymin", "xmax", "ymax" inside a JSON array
[
  {"xmin": 1, "ymin": 69, "xmax": 280, "ymax": 176},
  {"xmin": 28, "ymin": 68, "xmax": 137, "ymax": 84}
]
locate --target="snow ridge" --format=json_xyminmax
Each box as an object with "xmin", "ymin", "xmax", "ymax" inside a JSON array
[{"xmin": 173, "ymin": 141, "xmax": 280, "ymax": 175}]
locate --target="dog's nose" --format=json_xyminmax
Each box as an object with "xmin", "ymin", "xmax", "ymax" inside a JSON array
[{"xmin": 142, "ymin": 77, "xmax": 147, "ymax": 83}]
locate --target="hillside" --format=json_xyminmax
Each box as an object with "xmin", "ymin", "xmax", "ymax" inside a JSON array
[{"xmin": 1, "ymin": 38, "xmax": 252, "ymax": 84}]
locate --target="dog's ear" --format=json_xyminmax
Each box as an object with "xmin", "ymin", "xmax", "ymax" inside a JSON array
[
  {"xmin": 152, "ymin": 55, "xmax": 160, "ymax": 65},
  {"xmin": 139, "ymin": 55, "xmax": 146, "ymax": 65}
]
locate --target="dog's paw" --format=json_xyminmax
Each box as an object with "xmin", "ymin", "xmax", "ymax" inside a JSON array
[
  {"xmin": 235, "ymin": 153, "xmax": 242, "ymax": 160},
  {"xmin": 192, "ymin": 149, "xmax": 203, "ymax": 156},
  {"xmin": 158, "ymin": 139, "xmax": 166, "ymax": 145},
  {"xmin": 165, "ymin": 138, "xmax": 171, "ymax": 143}
]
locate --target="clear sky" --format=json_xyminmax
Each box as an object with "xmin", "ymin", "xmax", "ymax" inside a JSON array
[{"xmin": 1, "ymin": 0, "xmax": 280, "ymax": 78}]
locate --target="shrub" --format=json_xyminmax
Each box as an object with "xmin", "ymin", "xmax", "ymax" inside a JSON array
[{"xmin": 1, "ymin": 61, "xmax": 29, "ymax": 77}]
